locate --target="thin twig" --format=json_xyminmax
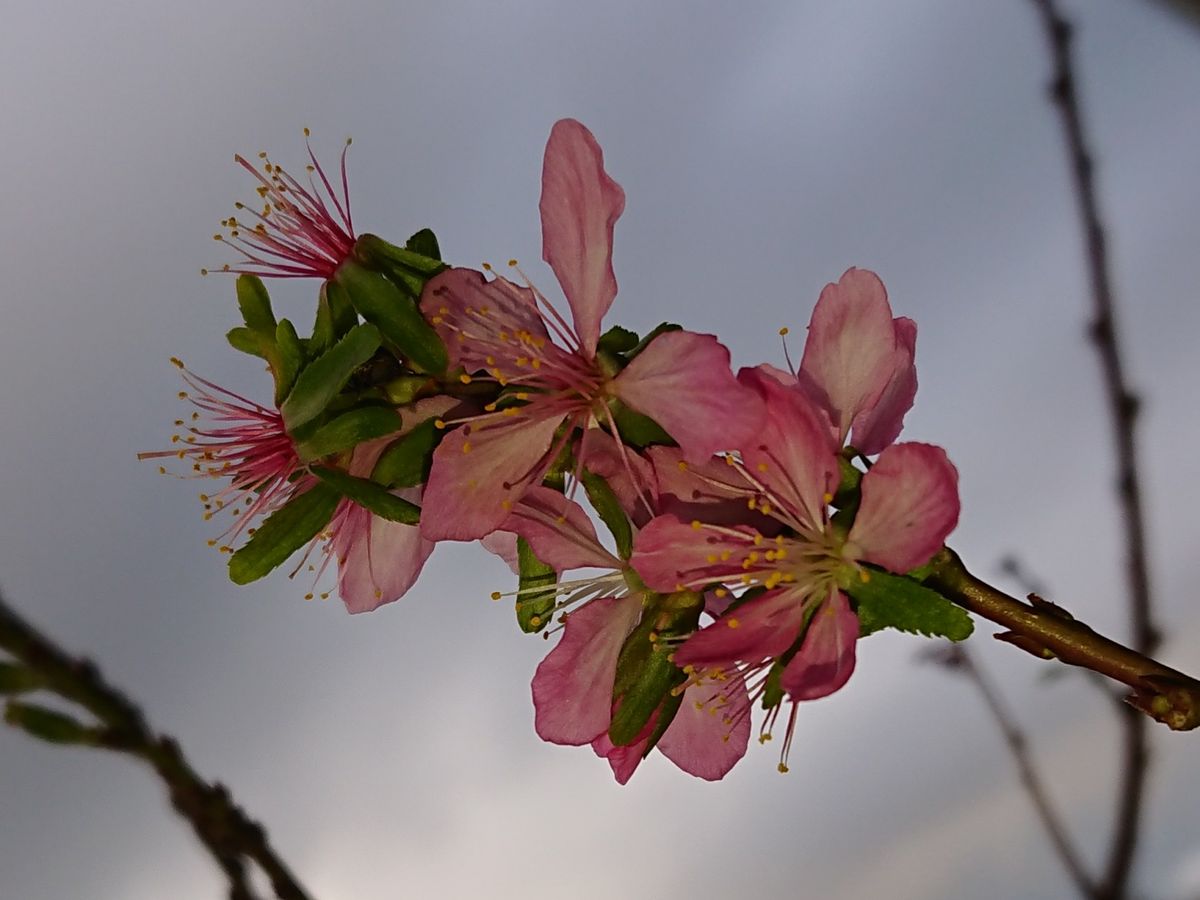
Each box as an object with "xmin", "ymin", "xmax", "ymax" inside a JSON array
[
  {"xmin": 0, "ymin": 590, "xmax": 313, "ymax": 900},
  {"xmin": 1029, "ymin": 2, "xmax": 1159, "ymax": 896},
  {"xmin": 925, "ymin": 644, "xmax": 1095, "ymax": 896}
]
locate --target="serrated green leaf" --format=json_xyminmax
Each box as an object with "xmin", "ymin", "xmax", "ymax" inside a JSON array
[
  {"xmin": 0, "ymin": 663, "xmax": 42, "ymax": 694},
  {"xmin": 228, "ymin": 484, "xmax": 340, "ymax": 584},
  {"xmin": 516, "ymin": 537, "xmax": 556, "ymax": 633},
  {"xmin": 371, "ymin": 418, "xmax": 441, "ymax": 488},
  {"xmin": 597, "ymin": 324, "xmax": 639, "ymax": 355},
  {"xmin": 296, "ymin": 406, "xmax": 403, "ymax": 462},
  {"xmin": 226, "ymin": 326, "xmax": 268, "ymax": 360},
  {"xmin": 580, "ymin": 469, "xmax": 633, "ymax": 559},
  {"xmin": 405, "ymin": 228, "xmax": 442, "ymax": 261},
  {"xmin": 4, "ymin": 702, "xmax": 97, "ymax": 745},
  {"xmin": 273, "ymin": 319, "xmax": 305, "ymax": 405},
  {"xmin": 335, "ymin": 261, "xmax": 447, "ymax": 374},
  {"xmin": 236, "ymin": 274, "xmax": 276, "ymax": 334},
  {"xmin": 280, "ymin": 323, "xmax": 381, "ymax": 431},
  {"xmin": 612, "ymin": 404, "xmax": 674, "ymax": 449},
  {"xmin": 846, "ymin": 568, "xmax": 974, "ymax": 641},
  {"xmin": 312, "ymin": 466, "xmax": 420, "ymax": 524},
  {"xmin": 630, "ymin": 322, "xmax": 683, "ymax": 358}
]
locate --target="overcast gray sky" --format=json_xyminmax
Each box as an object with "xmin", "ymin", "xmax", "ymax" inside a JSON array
[{"xmin": 1, "ymin": 1, "xmax": 1199, "ymax": 898}]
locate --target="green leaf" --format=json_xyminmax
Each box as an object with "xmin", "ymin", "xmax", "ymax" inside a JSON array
[
  {"xmin": 280, "ymin": 323, "xmax": 381, "ymax": 431},
  {"xmin": 310, "ymin": 279, "xmax": 359, "ymax": 356},
  {"xmin": 630, "ymin": 322, "xmax": 682, "ymax": 358},
  {"xmin": 335, "ymin": 261, "xmax": 447, "ymax": 374},
  {"xmin": 597, "ymin": 324, "xmax": 639, "ymax": 355},
  {"xmin": 405, "ymin": 228, "xmax": 442, "ymax": 261},
  {"xmin": 236, "ymin": 274, "xmax": 276, "ymax": 334},
  {"xmin": 0, "ymin": 663, "xmax": 42, "ymax": 694},
  {"xmin": 296, "ymin": 406, "xmax": 403, "ymax": 462},
  {"xmin": 371, "ymin": 418, "xmax": 441, "ymax": 488},
  {"xmin": 580, "ymin": 469, "xmax": 633, "ymax": 559},
  {"xmin": 612, "ymin": 404, "xmax": 674, "ymax": 449},
  {"xmin": 226, "ymin": 326, "xmax": 267, "ymax": 360},
  {"xmin": 273, "ymin": 319, "xmax": 306, "ymax": 405},
  {"xmin": 4, "ymin": 702, "xmax": 97, "ymax": 745},
  {"xmin": 356, "ymin": 232, "xmax": 446, "ymax": 276},
  {"xmin": 516, "ymin": 537, "xmax": 556, "ymax": 633},
  {"xmin": 312, "ymin": 466, "xmax": 421, "ymax": 524},
  {"xmin": 228, "ymin": 484, "xmax": 341, "ymax": 584},
  {"xmin": 845, "ymin": 568, "xmax": 974, "ymax": 641}
]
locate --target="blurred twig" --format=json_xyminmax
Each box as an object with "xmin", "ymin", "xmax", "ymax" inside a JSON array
[
  {"xmin": 0, "ymin": 590, "xmax": 312, "ymax": 900},
  {"xmin": 1031, "ymin": 1, "xmax": 1160, "ymax": 896}
]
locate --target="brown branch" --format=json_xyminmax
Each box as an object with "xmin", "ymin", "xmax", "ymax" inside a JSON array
[
  {"xmin": 926, "ymin": 644, "xmax": 1096, "ymax": 896},
  {"xmin": 1029, "ymin": 2, "xmax": 1159, "ymax": 896},
  {"xmin": 0, "ymin": 590, "xmax": 313, "ymax": 900}
]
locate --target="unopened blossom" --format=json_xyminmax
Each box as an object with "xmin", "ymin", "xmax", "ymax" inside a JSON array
[
  {"xmin": 630, "ymin": 368, "xmax": 959, "ymax": 770},
  {"xmin": 786, "ymin": 267, "xmax": 917, "ymax": 455},
  {"xmin": 206, "ymin": 130, "xmax": 356, "ymax": 281},
  {"xmin": 138, "ymin": 358, "xmax": 312, "ymax": 550},
  {"xmin": 499, "ymin": 485, "xmax": 750, "ymax": 783},
  {"xmin": 419, "ymin": 119, "xmax": 763, "ymax": 541}
]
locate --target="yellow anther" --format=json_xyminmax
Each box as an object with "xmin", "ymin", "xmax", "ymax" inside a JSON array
[
  {"xmin": 756, "ymin": 462, "xmax": 768, "ymax": 473},
  {"xmin": 459, "ymin": 373, "xmax": 472, "ymax": 384},
  {"xmin": 778, "ymin": 327, "xmax": 789, "ymax": 336},
  {"xmin": 516, "ymin": 392, "xmax": 529, "ymax": 401},
  {"xmin": 461, "ymin": 441, "xmax": 472, "ymax": 454},
  {"xmin": 304, "ymin": 593, "xmax": 314, "ymax": 601},
  {"xmin": 677, "ymin": 460, "xmax": 688, "ymax": 471},
  {"xmin": 503, "ymin": 407, "xmax": 519, "ymax": 416},
  {"xmin": 484, "ymin": 402, "xmax": 497, "ymax": 412},
  {"xmin": 823, "ymin": 491, "xmax": 834, "ymax": 504},
  {"xmin": 482, "ymin": 262, "xmax": 492, "ymax": 271},
  {"xmin": 727, "ymin": 617, "xmax": 740, "ymax": 629},
  {"xmin": 720, "ymin": 550, "xmax": 731, "ymax": 561},
  {"xmin": 530, "ymin": 615, "xmax": 542, "ymax": 627},
  {"xmin": 508, "ymin": 258, "xmax": 518, "ymax": 267},
  {"xmin": 706, "ymin": 554, "xmax": 718, "ymax": 564},
  {"xmin": 491, "ymin": 591, "xmax": 502, "ymax": 601},
  {"xmin": 374, "ymin": 589, "xmax": 383, "ymax": 599},
  {"xmin": 500, "ymin": 499, "xmax": 513, "ymax": 511},
  {"xmin": 859, "ymin": 569, "xmax": 871, "ymax": 583},
  {"xmin": 760, "ymin": 501, "xmax": 772, "ymax": 515},
  {"xmin": 434, "ymin": 419, "xmax": 446, "ymax": 429},
  {"xmin": 170, "ymin": 356, "xmax": 184, "ymax": 369},
  {"xmin": 753, "ymin": 533, "xmax": 763, "ymax": 545},
  {"xmin": 714, "ymin": 588, "xmax": 728, "ymax": 598},
  {"xmin": 747, "ymin": 498, "xmax": 757, "ymax": 510},
  {"xmin": 691, "ymin": 520, "xmax": 702, "ymax": 530},
  {"xmin": 777, "ymin": 763, "xmax": 790, "ymax": 774}
]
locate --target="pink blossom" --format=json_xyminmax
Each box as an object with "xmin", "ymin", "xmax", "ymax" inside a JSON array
[
  {"xmin": 792, "ymin": 268, "xmax": 918, "ymax": 455},
  {"xmin": 418, "ymin": 119, "xmax": 763, "ymax": 542},
  {"xmin": 629, "ymin": 367, "xmax": 959, "ymax": 770},
  {"xmin": 206, "ymin": 131, "xmax": 356, "ymax": 281}
]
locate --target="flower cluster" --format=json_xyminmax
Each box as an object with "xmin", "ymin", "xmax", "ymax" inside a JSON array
[{"xmin": 143, "ymin": 119, "xmax": 965, "ymax": 782}]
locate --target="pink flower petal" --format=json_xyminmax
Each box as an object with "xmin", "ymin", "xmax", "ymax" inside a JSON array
[
  {"xmin": 847, "ymin": 442, "xmax": 960, "ymax": 573},
  {"xmin": 780, "ymin": 590, "xmax": 858, "ymax": 700},
  {"xmin": 334, "ymin": 494, "xmax": 436, "ymax": 614},
  {"xmin": 614, "ymin": 331, "xmax": 764, "ymax": 464},
  {"xmin": 540, "ymin": 119, "xmax": 626, "ymax": 359},
  {"xmin": 629, "ymin": 515, "xmax": 760, "ymax": 594},
  {"xmin": 591, "ymin": 720, "xmax": 653, "ymax": 785},
  {"xmin": 799, "ymin": 268, "xmax": 899, "ymax": 442},
  {"xmin": 422, "ymin": 267, "xmax": 553, "ymax": 374},
  {"xmin": 851, "ymin": 316, "xmax": 917, "ymax": 455},
  {"xmin": 480, "ymin": 530, "xmax": 519, "ymax": 573},
  {"xmin": 419, "ymin": 412, "xmax": 564, "ymax": 541},
  {"xmin": 532, "ymin": 595, "xmax": 642, "ymax": 745},
  {"xmin": 579, "ymin": 427, "xmax": 658, "ymax": 526},
  {"xmin": 504, "ymin": 485, "xmax": 622, "ymax": 572},
  {"xmin": 656, "ymin": 676, "xmax": 750, "ymax": 781},
  {"xmin": 737, "ymin": 367, "xmax": 840, "ymax": 530},
  {"xmin": 672, "ymin": 588, "xmax": 807, "ymax": 671}
]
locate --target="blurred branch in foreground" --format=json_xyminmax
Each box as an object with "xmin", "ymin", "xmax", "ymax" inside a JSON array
[{"xmin": 0, "ymin": 589, "xmax": 312, "ymax": 900}]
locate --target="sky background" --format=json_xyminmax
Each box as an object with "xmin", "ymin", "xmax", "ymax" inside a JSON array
[{"xmin": 1, "ymin": 1, "xmax": 1198, "ymax": 898}]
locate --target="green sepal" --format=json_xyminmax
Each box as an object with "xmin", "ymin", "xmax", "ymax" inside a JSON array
[
  {"xmin": 4, "ymin": 702, "xmax": 98, "ymax": 745},
  {"xmin": 612, "ymin": 403, "xmax": 674, "ymax": 449},
  {"xmin": 310, "ymin": 279, "xmax": 359, "ymax": 356},
  {"xmin": 630, "ymin": 322, "xmax": 682, "ymax": 358},
  {"xmin": 371, "ymin": 418, "xmax": 441, "ymax": 488},
  {"xmin": 609, "ymin": 592, "xmax": 702, "ymax": 747},
  {"xmin": 236, "ymin": 274, "xmax": 276, "ymax": 334},
  {"xmin": 273, "ymin": 319, "xmax": 305, "ymax": 405},
  {"xmin": 832, "ymin": 455, "xmax": 864, "ymax": 509},
  {"xmin": 228, "ymin": 483, "xmax": 341, "ymax": 585},
  {"xmin": 279, "ymin": 323, "xmax": 381, "ymax": 432},
  {"xmin": 0, "ymin": 663, "xmax": 42, "ymax": 694},
  {"xmin": 311, "ymin": 466, "xmax": 421, "ymax": 524},
  {"xmin": 597, "ymin": 325, "xmax": 639, "ymax": 355},
  {"xmin": 761, "ymin": 660, "xmax": 785, "ymax": 711},
  {"xmin": 516, "ymin": 537, "xmax": 557, "ymax": 633},
  {"xmin": 580, "ymin": 469, "xmax": 633, "ymax": 559},
  {"xmin": 226, "ymin": 326, "xmax": 267, "ymax": 360},
  {"xmin": 405, "ymin": 228, "xmax": 442, "ymax": 261},
  {"xmin": 295, "ymin": 406, "xmax": 403, "ymax": 462},
  {"xmin": 845, "ymin": 568, "xmax": 974, "ymax": 641},
  {"xmin": 335, "ymin": 261, "xmax": 447, "ymax": 374}
]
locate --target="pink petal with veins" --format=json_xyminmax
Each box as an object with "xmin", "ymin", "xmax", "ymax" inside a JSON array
[
  {"xmin": 540, "ymin": 119, "xmax": 626, "ymax": 359},
  {"xmin": 851, "ymin": 317, "xmax": 917, "ymax": 455},
  {"xmin": 420, "ymin": 412, "xmax": 564, "ymax": 541},
  {"xmin": 848, "ymin": 442, "xmax": 960, "ymax": 573},
  {"xmin": 629, "ymin": 515, "xmax": 761, "ymax": 594},
  {"xmin": 532, "ymin": 596, "xmax": 641, "ymax": 745},
  {"xmin": 334, "ymin": 492, "xmax": 435, "ymax": 613},
  {"xmin": 799, "ymin": 268, "xmax": 899, "ymax": 442},
  {"xmin": 614, "ymin": 331, "xmax": 764, "ymax": 464},
  {"xmin": 503, "ymin": 485, "xmax": 621, "ymax": 572},
  {"xmin": 657, "ymin": 676, "xmax": 750, "ymax": 781},
  {"xmin": 672, "ymin": 588, "xmax": 807, "ymax": 671},
  {"xmin": 780, "ymin": 590, "xmax": 858, "ymax": 700}
]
